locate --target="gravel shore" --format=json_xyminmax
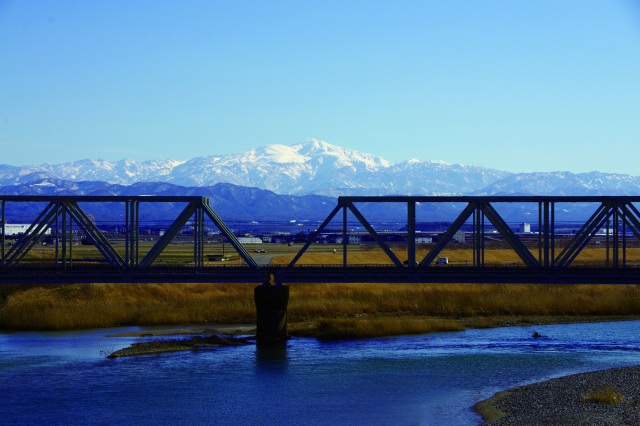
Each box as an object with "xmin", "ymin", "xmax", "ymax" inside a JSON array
[{"xmin": 475, "ymin": 365, "xmax": 640, "ymax": 425}]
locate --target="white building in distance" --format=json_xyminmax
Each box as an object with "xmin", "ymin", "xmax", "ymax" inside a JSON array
[{"xmin": 1, "ymin": 223, "xmax": 52, "ymax": 236}]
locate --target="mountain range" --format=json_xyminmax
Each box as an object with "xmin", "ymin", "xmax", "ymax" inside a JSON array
[
  {"xmin": 3, "ymin": 139, "xmax": 640, "ymax": 197},
  {"xmin": 2, "ymin": 139, "xmax": 640, "ymax": 223}
]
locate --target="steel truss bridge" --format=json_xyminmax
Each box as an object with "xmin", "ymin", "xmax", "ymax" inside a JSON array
[{"xmin": 2, "ymin": 195, "xmax": 640, "ymax": 284}]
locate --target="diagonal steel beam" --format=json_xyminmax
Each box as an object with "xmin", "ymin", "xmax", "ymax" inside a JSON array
[
  {"xmin": 3, "ymin": 202, "xmax": 59, "ymax": 266},
  {"xmin": 621, "ymin": 203, "xmax": 640, "ymax": 240},
  {"xmin": 420, "ymin": 202, "xmax": 476, "ymax": 267},
  {"xmin": 138, "ymin": 202, "xmax": 200, "ymax": 268},
  {"xmin": 287, "ymin": 203, "xmax": 341, "ymax": 268},
  {"xmin": 201, "ymin": 198, "xmax": 258, "ymax": 268},
  {"xmin": 481, "ymin": 202, "xmax": 539, "ymax": 268},
  {"xmin": 64, "ymin": 201, "xmax": 126, "ymax": 268},
  {"xmin": 347, "ymin": 201, "xmax": 404, "ymax": 268},
  {"xmin": 554, "ymin": 202, "xmax": 612, "ymax": 269}
]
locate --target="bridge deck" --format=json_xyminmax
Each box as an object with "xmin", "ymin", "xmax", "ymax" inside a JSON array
[{"xmin": 2, "ymin": 265, "xmax": 640, "ymax": 284}]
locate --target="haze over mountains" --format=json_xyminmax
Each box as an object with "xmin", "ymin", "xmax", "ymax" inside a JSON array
[{"xmin": 3, "ymin": 139, "xmax": 640, "ymax": 198}]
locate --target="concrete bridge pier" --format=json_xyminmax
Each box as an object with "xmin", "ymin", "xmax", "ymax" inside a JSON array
[{"xmin": 254, "ymin": 275, "xmax": 289, "ymax": 345}]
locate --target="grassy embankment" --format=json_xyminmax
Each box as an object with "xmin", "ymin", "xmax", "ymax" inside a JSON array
[
  {"xmin": 3, "ymin": 281, "xmax": 640, "ymax": 338},
  {"xmin": 2, "ymin": 244, "xmax": 640, "ymax": 338}
]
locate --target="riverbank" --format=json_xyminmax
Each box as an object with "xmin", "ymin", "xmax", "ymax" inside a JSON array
[
  {"xmin": 100, "ymin": 315, "xmax": 640, "ymax": 359},
  {"xmin": 475, "ymin": 365, "xmax": 640, "ymax": 425},
  {"xmin": 3, "ymin": 282, "xmax": 640, "ymax": 332}
]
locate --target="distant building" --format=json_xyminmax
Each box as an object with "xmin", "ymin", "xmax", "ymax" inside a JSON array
[
  {"xmin": 237, "ymin": 237, "xmax": 262, "ymax": 244},
  {"xmin": 348, "ymin": 235, "xmax": 362, "ymax": 244},
  {"xmin": 1, "ymin": 223, "xmax": 52, "ymax": 236},
  {"xmin": 415, "ymin": 236, "xmax": 433, "ymax": 244}
]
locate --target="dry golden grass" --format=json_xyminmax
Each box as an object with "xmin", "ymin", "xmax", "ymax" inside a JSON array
[
  {"xmin": 18, "ymin": 241, "xmax": 640, "ymax": 268},
  {"xmin": 2, "ymin": 282, "xmax": 640, "ymax": 333},
  {"xmin": 272, "ymin": 246, "xmax": 640, "ymax": 267},
  {"xmin": 0, "ymin": 283, "xmax": 255, "ymax": 330},
  {"xmin": 302, "ymin": 317, "xmax": 464, "ymax": 340},
  {"xmin": 582, "ymin": 386, "xmax": 624, "ymax": 405},
  {"xmin": 3, "ymin": 244, "xmax": 640, "ymax": 335}
]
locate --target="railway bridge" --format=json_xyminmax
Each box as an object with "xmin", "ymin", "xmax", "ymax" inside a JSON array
[
  {"xmin": 3, "ymin": 195, "xmax": 640, "ymax": 343},
  {"xmin": 2, "ymin": 195, "xmax": 640, "ymax": 284}
]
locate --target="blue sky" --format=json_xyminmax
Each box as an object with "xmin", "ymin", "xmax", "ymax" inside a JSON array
[{"xmin": 1, "ymin": 1, "xmax": 639, "ymax": 174}]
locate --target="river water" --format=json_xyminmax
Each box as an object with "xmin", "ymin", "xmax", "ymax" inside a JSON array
[{"xmin": 2, "ymin": 320, "xmax": 640, "ymax": 425}]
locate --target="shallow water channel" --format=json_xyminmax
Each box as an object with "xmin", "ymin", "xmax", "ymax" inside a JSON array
[{"xmin": 2, "ymin": 320, "xmax": 640, "ymax": 425}]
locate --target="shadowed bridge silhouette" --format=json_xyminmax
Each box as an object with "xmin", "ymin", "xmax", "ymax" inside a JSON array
[{"xmin": 2, "ymin": 195, "xmax": 640, "ymax": 284}]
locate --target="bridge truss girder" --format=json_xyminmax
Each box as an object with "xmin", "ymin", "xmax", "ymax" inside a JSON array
[
  {"xmin": 3, "ymin": 195, "xmax": 640, "ymax": 284},
  {"xmin": 289, "ymin": 196, "xmax": 640, "ymax": 273},
  {"xmin": 0, "ymin": 196, "xmax": 258, "ymax": 271}
]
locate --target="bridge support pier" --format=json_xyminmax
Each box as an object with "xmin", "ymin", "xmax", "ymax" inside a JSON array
[{"xmin": 254, "ymin": 280, "xmax": 289, "ymax": 345}]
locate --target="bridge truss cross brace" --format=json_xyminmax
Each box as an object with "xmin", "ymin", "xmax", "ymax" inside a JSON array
[
  {"xmin": 288, "ymin": 196, "xmax": 640, "ymax": 275},
  {"xmin": 3, "ymin": 195, "xmax": 640, "ymax": 284},
  {"xmin": 0, "ymin": 196, "xmax": 258, "ymax": 274}
]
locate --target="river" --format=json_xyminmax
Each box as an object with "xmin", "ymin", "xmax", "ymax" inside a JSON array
[{"xmin": 2, "ymin": 320, "xmax": 640, "ymax": 425}]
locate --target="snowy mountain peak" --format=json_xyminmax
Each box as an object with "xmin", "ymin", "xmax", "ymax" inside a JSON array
[
  {"xmin": 0, "ymin": 139, "xmax": 514, "ymax": 195},
  {"xmin": 160, "ymin": 139, "xmax": 401, "ymax": 193},
  {"xmin": 0, "ymin": 139, "xmax": 548, "ymax": 196},
  {"xmin": 293, "ymin": 138, "xmax": 332, "ymax": 153},
  {"xmin": 292, "ymin": 138, "xmax": 392, "ymax": 171},
  {"xmin": 1, "ymin": 139, "xmax": 638, "ymax": 197},
  {"xmin": 251, "ymin": 144, "xmax": 309, "ymax": 164}
]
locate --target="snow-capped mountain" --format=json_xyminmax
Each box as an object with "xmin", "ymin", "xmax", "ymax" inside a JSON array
[
  {"xmin": 474, "ymin": 171, "xmax": 640, "ymax": 196},
  {"xmin": 163, "ymin": 139, "xmax": 393, "ymax": 194},
  {"xmin": 1, "ymin": 138, "xmax": 640, "ymax": 197},
  {"xmin": 373, "ymin": 159, "xmax": 508, "ymax": 196},
  {"xmin": 0, "ymin": 159, "xmax": 184, "ymax": 187},
  {"xmin": 0, "ymin": 139, "xmax": 509, "ymax": 196}
]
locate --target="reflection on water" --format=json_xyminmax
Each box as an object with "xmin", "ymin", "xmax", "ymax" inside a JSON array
[
  {"xmin": 1, "ymin": 321, "xmax": 640, "ymax": 425},
  {"xmin": 256, "ymin": 343, "xmax": 289, "ymax": 363}
]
